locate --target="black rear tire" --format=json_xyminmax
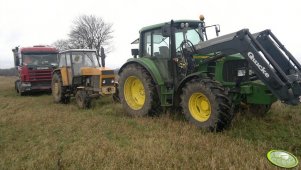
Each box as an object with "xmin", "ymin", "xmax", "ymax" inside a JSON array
[
  {"xmin": 181, "ymin": 79, "xmax": 233, "ymax": 131},
  {"xmin": 119, "ymin": 64, "xmax": 160, "ymax": 117},
  {"xmin": 15, "ymin": 80, "xmax": 25, "ymax": 96},
  {"xmin": 51, "ymin": 73, "xmax": 70, "ymax": 104}
]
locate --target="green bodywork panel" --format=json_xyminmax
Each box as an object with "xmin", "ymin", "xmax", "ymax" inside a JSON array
[
  {"xmin": 121, "ymin": 57, "xmax": 173, "ymax": 106},
  {"xmin": 193, "ymin": 53, "xmax": 277, "ymax": 105},
  {"xmin": 240, "ymin": 81, "xmax": 277, "ymax": 104}
]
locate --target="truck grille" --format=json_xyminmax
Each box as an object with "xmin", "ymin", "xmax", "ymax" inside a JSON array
[
  {"xmin": 223, "ymin": 60, "xmax": 248, "ymax": 82},
  {"xmin": 28, "ymin": 69, "xmax": 52, "ymax": 81}
]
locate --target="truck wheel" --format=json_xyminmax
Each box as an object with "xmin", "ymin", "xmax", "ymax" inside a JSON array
[
  {"xmin": 52, "ymin": 73, "xmax": 70, "ymax": 104},
  {"xmin": 181, "ymin": 79, "xmax": 233, "ymax": 131},
  {"xmin": 15, "ymin": 80, "xmax": 25, "ymax": 96},
  {"xmin": 75, "ymin": 90, "xmax": 91, "ymax": 109},
  {"xmin": 15, "ymin": 80, "xmax": 19, "ymax": 93},
  {"xmin": 119, "ymin": 64, "xmax": 160, "ymax": 117}
]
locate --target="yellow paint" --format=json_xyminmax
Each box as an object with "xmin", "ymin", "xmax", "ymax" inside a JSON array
[
  {"xmin": 188, "ymin": 92, "xmax": 211, "ymax": 122},
  {"xmin": 80, "ymin": 67, "xmax": 101, "ymax": 75},
  {"xmin": 124, "ymin": 76, "xmax": 145, "ymax": 110},
  {"xmin": 193, "ymin": 55, "xmax": 209, "ymax": 59},
  {"xmin": 60, "ymin": 67, "xmax": 70, "ymax": 86}
]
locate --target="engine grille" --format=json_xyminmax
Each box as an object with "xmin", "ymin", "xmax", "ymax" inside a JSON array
[
  {"xmin": 223, "ymin": 60, "xmax": 249, "ymax": 82},
  {"xmin": 92, "ymin": 76, "xmax": 100, "ymax": 88},
  {"xmin": 28, "ymin": 69, "xmax": 52, "ymax": 81}
]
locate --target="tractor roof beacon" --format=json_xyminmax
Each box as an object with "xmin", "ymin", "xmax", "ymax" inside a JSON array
[{"xmin": 118, "ymin": 15, "xmax": 301, "ymax": 131}]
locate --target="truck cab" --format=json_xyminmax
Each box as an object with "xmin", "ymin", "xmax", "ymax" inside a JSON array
[{"xmin": 12, "ymin": 45, "xmax": 59, "ymax": 95}]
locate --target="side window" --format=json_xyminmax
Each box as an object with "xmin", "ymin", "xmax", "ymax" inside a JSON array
[
  {"xmin": 153, "ymin": 29, "xmax": 170, "ymax": 58},
  {"xmin": 143, "ymin": 32, "xmax": 151, "ymax": 56},
  {"xmin": 66, "ymin": 53, "xmax": 71, "ymax": 66},
  {"xmin": 142, "ymin": 29, "xmax": 170, "ymax": 58},
  {"xmin": 59, "ymin": 53, "xmax": 66, "ymax": 67}
]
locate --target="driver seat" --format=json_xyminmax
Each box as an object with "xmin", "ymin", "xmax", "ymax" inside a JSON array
[{"xmin": 159, "ymin": 46, "xmax": 169, "ymax": 57}]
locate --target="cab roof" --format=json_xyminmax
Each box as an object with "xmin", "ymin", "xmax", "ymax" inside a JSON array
[
  {"xmin": 20, "ymin": 46, "xmax": 58, "ymax": 54},
  {"xmin": 59, "ymin": 49, "xmax": 96, "ymax": 54},
  {"xmin": 139, "ymin": 20, "xmax": 203, "ymax": 33}
]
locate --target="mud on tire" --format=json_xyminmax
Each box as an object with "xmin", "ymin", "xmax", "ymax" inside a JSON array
[
  {"xmin": 118, "ymin": 64, "xmax": 160, "ymax": 117},
  {"xmin": 181, "ymin": 79, "xmax": 233, "ymax": 131}
]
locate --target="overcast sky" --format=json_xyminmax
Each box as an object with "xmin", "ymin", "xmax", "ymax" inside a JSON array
[{"xmin": 1, "ymin": 0, "xmax": 300, "ymax": 69}]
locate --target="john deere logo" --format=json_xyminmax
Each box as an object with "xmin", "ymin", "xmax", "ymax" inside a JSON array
[{"xmin": 267, "ymin": 150, "xmax": 299, "ymax": 168}]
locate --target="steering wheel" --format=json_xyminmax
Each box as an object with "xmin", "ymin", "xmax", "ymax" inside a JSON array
[{"xmin": 180, "ymin": 39, "xmax": 197, "ymax": 54}]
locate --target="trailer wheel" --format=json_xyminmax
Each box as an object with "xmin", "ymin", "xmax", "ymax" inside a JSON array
[
  {"xmin": 75, "ymin": 90, "xmax": 91, "ymax": 109},
  {"xmin": 181, "ymin": 79, "xmax": 233, "ymax": 131},
  {"xmin": 52, "ymin": 73, "xmax": 70, "ymax": 104},
  {"xmin": 119, "ymin": 64, "xmax": 160, "ymax": 117}
]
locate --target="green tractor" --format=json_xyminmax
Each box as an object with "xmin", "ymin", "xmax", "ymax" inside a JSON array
[{"xmin": 118, "ymin": 16, "xmax": 301, "ymax": 131}]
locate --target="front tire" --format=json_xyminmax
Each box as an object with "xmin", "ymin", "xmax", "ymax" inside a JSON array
[
  {"xmin": 119, "ymin": 64, "xmax": 160, "ymax": 117},
  {"xmin": 75, "ymin": 90, "xmax": 91, "ymax": 109},
  {"xmin": 181, "ymin": 79, "xmax": 233, "ymax": 131}
]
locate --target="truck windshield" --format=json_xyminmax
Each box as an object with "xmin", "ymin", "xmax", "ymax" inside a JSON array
[{"xmin": 22, "ymin": 53, "xmax": 58, "ymax": 66}]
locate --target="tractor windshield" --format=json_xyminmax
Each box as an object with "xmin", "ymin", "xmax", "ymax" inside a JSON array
[
  {"xmin": 71, "ymin": 51, "xmax": 99, "ymax": 67},
  {"xmin": 22, "ymin": 53, "xmax": 58, "ymax": 66},
  {"xmin": 71, "ymin": 51, "xmax": 100, "ymax": 76},
  {"xmin": 175, "ymin": 27, "xmax": 202, "ymax": 52}
]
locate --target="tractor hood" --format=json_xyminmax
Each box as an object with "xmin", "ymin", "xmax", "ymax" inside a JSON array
[{"xmin": 80, "ymin": 67, "xmax": 114, "ymax": 76}]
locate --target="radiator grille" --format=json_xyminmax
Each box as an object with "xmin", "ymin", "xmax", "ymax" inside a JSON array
[{"xmin": 223, "ymin": 60, "xmax": 248, "ymax": 82}]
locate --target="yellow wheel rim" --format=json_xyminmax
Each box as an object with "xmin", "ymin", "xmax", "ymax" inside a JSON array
[
  {"xmin": 124, "ymin": 76, "xmax": 145, "ymax": 110},
  {"xmin": 189, "ymin": 92, "xmax": 211, "ymax": 122}
]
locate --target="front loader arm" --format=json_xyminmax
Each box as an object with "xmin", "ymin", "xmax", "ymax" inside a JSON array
[{"xmin": 195, "ymin": 29, "xmax": 301, "ymax": 105}]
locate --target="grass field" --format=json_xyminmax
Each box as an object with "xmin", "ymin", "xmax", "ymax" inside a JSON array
[{"xmin": 0, "ymin": 76, "xmax": 300, "ymax": 169}]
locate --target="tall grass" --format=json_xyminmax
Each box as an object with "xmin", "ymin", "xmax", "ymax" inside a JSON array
[{"xmin": 0, "ymin": 76, "xmax": 300, "ymax": 169}]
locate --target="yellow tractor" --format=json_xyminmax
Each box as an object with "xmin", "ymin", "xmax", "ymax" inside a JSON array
[{"xmin": 51, "ymin": 49, "xmax": 115, "ymax": 108}]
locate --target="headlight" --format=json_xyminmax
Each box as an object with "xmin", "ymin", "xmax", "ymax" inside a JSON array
[
  {"xmin": 237, "ymin": 69, "xmax": 246, "ymax": 77},
  {"xmin": 111, "ymin": 79, "xmax": 115, "ymax": 84},
  {"xmin": 102, "ymin": 80, "xmax": 106, "ymax": 84}
]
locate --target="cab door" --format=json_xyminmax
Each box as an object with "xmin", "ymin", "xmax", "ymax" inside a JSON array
[
  {"xmin": 59, "ymin": 52, "xmax": 72, "ymax": 86},
  {"xmin": 141, "ymin": 29, "xmax": 173, "ymax": 85}
]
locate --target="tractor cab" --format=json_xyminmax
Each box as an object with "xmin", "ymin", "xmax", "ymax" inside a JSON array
[{"xmin": 58, "ymin": 49, "xmax": 100, "ymax": 78}]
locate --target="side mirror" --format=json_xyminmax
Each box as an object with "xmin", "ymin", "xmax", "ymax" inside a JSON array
[
  {"xmin": 215, "ymin": 25, "xmax": 220, "ymax": 36},
  {"xmin": 162, "ymin": 23, "xmax": 171, "ymax": 37},
  {"xmin": 131, "ymin": 49, "xmax": 139, "ymax": 58},
  {"xmin": 12, "ymin": 47, "xmax": 20, "ymax": 66}
]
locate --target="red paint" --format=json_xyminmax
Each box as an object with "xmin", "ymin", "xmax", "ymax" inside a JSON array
[
  {"xmin": 20, "ymin": 46, "xmax": 58, "ymax": 53},
  {"xmin": 14, "ymin": 45, "xmax": 59, "ymax": 93}
]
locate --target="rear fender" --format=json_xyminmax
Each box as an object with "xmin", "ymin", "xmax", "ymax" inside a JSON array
[
  {"xmin": 118, "ymin": 58, "xmax": 165, "ymax": 86},
  {"xmin": 53, "ymin": 67, "xmax": 70, "ymax": 86}
]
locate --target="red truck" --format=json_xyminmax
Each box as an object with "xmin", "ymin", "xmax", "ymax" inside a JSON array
[{"xmin": 12, "ymin": 45, "xmax": 59, "ymax": 95}]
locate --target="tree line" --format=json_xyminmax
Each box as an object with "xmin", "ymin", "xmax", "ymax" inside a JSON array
[
  {"xmin": 52, "ymin": 15, "xmax": 113, "ymax": 67},
  {"xmin": 0, "ymin": 68, "xmax": 17, "ymax": 76}
]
